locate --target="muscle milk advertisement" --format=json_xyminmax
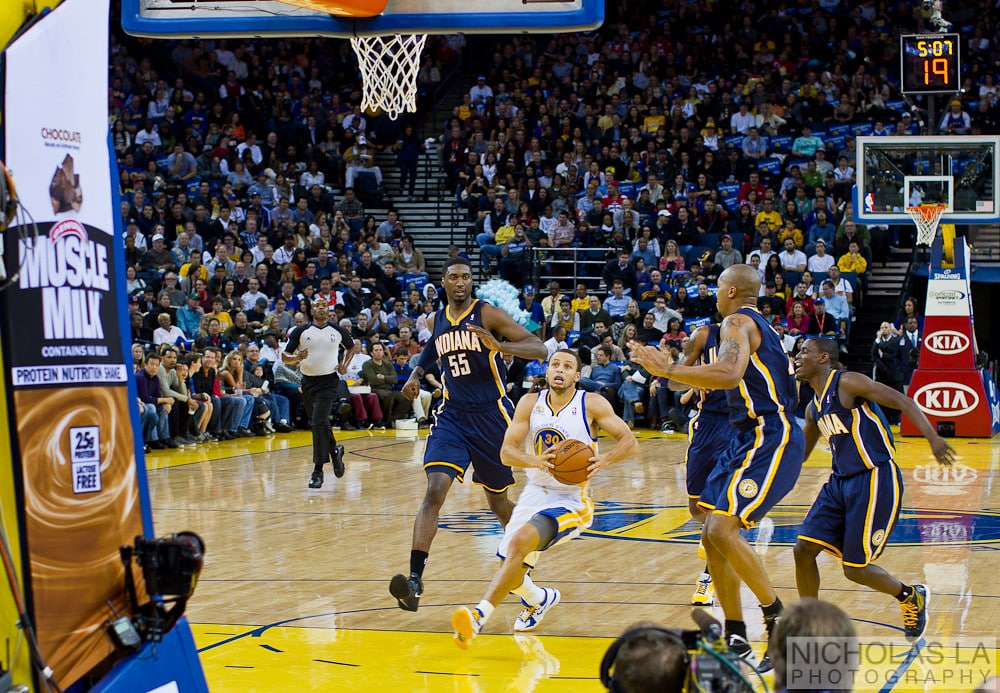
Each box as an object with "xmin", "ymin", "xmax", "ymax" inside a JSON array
[{"xmin": 2, "ymin": 0, "xmax": 147, "ymax": 687}]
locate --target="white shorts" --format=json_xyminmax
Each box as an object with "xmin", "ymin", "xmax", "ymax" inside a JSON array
[{"xmin": 496, "ymin": 482, "xmax": 594, "ymax": 568}]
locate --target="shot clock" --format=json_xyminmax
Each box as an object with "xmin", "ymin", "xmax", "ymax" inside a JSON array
[{"xmin": 901, "ymin": 33, "xmax": 961, "ymax": 94}]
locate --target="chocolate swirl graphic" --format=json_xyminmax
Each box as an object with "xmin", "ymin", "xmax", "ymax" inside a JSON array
[{"xmin": 14, "ymin": 385, "xmax": 144, "ymax": 686}]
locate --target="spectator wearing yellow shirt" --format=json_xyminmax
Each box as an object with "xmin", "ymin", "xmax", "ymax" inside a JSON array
[
  {"xmin": 754, "ymin": 198, "xmax": 782, "ymax": 232},
  {"xmin": 777, "ymin": 217, "xmax": 805, "ymax": 248},
  {"xmin": 837, "ymin": 240, "xmax": 868, "ymax": 275},
  {"xmin": 570, "ymin": 282, "xmax": 592, "ymax": 313}
]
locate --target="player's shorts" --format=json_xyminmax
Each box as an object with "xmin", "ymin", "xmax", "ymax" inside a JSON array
[
  {"xmin": 423, "ymin": 397, "xmax": 516, "ymax": 492},
  {"xmin": 798, "ymin": 461, "xmax": 903, "ymax": 567},
  {"xmin": 698, "ymin": 413, "xmax": 805, "ymax": 527},
  {"xmin": 685, "ymin": 411, "xmax": 732, "ymax": 498},
  {"xmin": 497, "ymin": 482, "xmax": 594, "ymax": 569}
]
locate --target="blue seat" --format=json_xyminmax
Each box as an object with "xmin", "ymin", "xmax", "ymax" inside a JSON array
[
  {"xmin": 828, "ymin": 124, "xmax": 851, "ymax": 138},
  {"xmin": 852, "ymin": 122, "xmax": 873, "ymax": 137},
  {"xmin": 685, "ymin": 245, "xmax": 712, "ymax": 267},
  {"xmin": 699, "ymin": 232, "xmax": 721, "ymax": 250},
  {"xmin": 840, "ymin": 271, "xmax": 860, "ymax": 294},
  {"xmin": 811, "ymin": 271, "xmax": 829, "ymax": 290},
  {"xmin": 353, "ymin": 170, "xmax": 381, "ymax": 205}
]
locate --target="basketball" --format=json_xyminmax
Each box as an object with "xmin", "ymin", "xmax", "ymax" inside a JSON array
[{"xmin": 550, "ymin": 438, "xmax": 593, "ymax": 485}]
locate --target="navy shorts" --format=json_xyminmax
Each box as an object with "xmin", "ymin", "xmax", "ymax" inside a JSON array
[
  {"xmin": 685, "ymin": 411, "xmax": 732, "ymax": 498},
  {"xmin": 423, "ymin": 398, "xmax": 516, "ymax": 493},
  {"xmin": 798, "ymin": 461, "xmax": 903, "ymax": 567},
  {"xmin": 698, "ymin": 413, "xmax": 805, "ymax": 527}
]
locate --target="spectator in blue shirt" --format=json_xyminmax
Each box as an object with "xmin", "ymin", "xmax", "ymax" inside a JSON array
[{"xmin": 603, "ymin": 280, "xmax": 630, "ymax": 321}]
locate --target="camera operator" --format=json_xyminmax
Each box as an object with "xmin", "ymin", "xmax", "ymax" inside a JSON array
[
  {"xmin": 602, "ymin": 621, "xmax": 688, "ymax": 693},
  {"xmin": 602, "ymin": 611, "xmax": 760, "ymax": 693}
]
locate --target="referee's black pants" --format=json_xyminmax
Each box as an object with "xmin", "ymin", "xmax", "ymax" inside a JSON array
[{"xmin": 302, "ymin": 372, "xmax": 339, "ymax": 469}]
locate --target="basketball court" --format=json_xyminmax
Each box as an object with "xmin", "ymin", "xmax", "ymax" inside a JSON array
[{"xmin": 146, "ymin": 428, "xmax": 1000, "ymax": 691}]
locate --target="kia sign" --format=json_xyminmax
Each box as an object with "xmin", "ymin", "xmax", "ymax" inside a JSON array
[
  {"xmin": 913, "ymin": 382, "xmax": 981, "ymax": 417},
  {"xmin": 925, "ymin": 331, "xmax": 971, "ymax": 356}
]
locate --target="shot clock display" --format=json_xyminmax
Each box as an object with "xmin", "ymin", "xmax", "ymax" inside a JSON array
[{"xmin": 901, "ymin": 33, "xmax": 961, "ymax": 94}]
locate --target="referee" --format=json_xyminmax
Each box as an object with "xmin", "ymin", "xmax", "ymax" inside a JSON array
[{"xmin": 284, "ymin": 297, "xmax": 358, "ymax": 488}]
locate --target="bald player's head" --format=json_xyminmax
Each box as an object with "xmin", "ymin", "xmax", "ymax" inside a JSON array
[{"xmin": 719, "ymin": 264, "xmax": 761, "ymax": 302}]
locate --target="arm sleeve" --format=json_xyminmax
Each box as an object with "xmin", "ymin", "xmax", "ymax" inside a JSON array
[
  {"xmin": 413, "ymin": 337, "xmax": 439, "ymax": 373},
  {"xmin": 284, "ymin": 325, "xmax": 304, "ymax": 356},
  {"xmin": 337, "ymin": 325, "xmax": 355, "ymax": 351}
]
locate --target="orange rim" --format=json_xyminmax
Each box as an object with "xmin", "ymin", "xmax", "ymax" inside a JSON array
[{"xmin": 906, "ymin": 204, "xmax": 947, "ymax": 222}]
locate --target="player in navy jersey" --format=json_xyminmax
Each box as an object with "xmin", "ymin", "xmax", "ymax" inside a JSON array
[
  {"xmin": 668, "ymin": 322, "xmax": 732, "ymax": 606},
  {"xmin": 283, "ymin": 297, "xmax": 358, "ymax": 489},
  {"xmin": 630, "ymin": 264, "xmax": 805, "ymax": 670},
  {"xmin": 389, "ymin": 258, "xmax": 547, "ymax": 612},
  {"xmin": 794, "ymin": 338, "xmax": 954, "ymax": 641}
]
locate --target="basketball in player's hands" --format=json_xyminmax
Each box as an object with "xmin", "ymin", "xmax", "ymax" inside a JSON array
[{"xmin": 550, "ymin": 439, "xmax": 594, "ymax": 485}]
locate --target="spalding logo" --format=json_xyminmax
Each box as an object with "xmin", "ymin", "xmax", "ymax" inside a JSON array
[
  {"xmin": 925, "ymin": 331, "xmax": 970, "ymax": 356},
  {"xmin": 913, "ymin": 382, "xmax": 980, "ymax": 416}
]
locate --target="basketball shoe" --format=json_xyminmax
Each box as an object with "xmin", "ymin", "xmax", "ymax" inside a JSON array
[
  {"xmin": 513, "ymin": 587, "xmax": 561, "ymax": 632},
  {"xmin": 389, "ymin": 573, "xmax": 422, "ymax": 612},
  {"xmin": 691, "ymin": 573, "xmax": 714, "ymax": 606},
  {"xmin": 452, "ymin": 606, "xmax": 484, "ymax": 650},
  {"xmin": 900, "ymin": 584, "xmax": 929, "ymax": 641},
  {"xmin": 727, "ymin": 634, "xmax": 763, "ymax": 670}
]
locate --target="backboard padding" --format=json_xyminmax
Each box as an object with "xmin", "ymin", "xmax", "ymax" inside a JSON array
[{"xmin": 122, "ymin": 0, "xmax": 605, "ymax": 37}]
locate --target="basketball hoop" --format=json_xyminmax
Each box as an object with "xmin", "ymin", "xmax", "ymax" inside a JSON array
[
  {"xmin": 350, "ymin": 34, "xmax": 427, "ymax": 120},
  {"xmin": 906, "ymin": 204, "xmax": 948, "ymax": 247}
]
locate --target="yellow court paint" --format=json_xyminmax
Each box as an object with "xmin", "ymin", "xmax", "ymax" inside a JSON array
[{"xmin": 193, "ymin": 624, "xmax": 614, "ymax": 692}]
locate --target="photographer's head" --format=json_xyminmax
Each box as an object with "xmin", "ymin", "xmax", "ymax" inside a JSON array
[
  {"xmin": 770, "ymin": 599, "xmax": 855, "ymax": 691},
  {"xmin": 601, "ymin": 622, "xmax": 687, "ymax": 693}
]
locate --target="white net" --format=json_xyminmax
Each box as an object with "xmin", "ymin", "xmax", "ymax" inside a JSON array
[
  {"xmin": 350, "ymin": 34, "xmax": 427, "ymax": 120},
  {"xmin": 906, "ymin": 204, "xmax": 947, "ymax": 246}
]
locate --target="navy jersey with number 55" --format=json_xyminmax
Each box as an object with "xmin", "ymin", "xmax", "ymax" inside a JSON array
[{"xmin": 431, "ymin": 300, "xmax": 509, "ymax": 406}]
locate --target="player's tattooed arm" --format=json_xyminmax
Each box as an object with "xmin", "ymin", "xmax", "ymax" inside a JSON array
[
  {"xmin": 717, "ymin": 337, "xmax": 743, "ymax": 365},
  {"xmin": 631, "ymin": 315, "xmax": 750, "ymax": 390}
]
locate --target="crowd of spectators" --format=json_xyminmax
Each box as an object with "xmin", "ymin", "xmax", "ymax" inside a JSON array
[
  {"xmin": 112, "ymin": 0, "xmax": 1000, "ymax": 446},
  {"xmin": 109, "ymin": 19, "xmax": 469, "ymax": 450},
  {"xmin": 429, "ymin": 0, "xmax": 1000, "ymax": 429},
  {"xmin": 441, "ymin": 0, "xmax": 1000, "ymax": 429}
]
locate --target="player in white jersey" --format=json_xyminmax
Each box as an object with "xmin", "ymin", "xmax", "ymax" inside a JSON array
[{"xmin": 452, "ymin": 349, "xmax": 638, "ymax": 649}]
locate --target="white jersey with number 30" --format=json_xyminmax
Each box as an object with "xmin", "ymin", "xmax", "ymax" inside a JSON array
[{"xmin": 528, "ymin": 388, "xmax": 597, "ymax": 492}]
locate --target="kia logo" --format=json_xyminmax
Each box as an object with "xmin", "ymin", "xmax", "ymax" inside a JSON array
[
  {"xmin": 913, "ymin": 382, "xmax": 980, "ymax": 416},
  {"xmin": 925, "ymin": 331, "xmax": 971, "ymax": 355}
]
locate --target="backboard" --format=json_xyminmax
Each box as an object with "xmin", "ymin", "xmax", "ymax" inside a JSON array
[
  {"xmin": 121, "ymin": 0, "xmax": 605, "ymax": 38},
  {"xmin": 855, "ymin": 135, "xmax": 1000, "ymax": 225}
]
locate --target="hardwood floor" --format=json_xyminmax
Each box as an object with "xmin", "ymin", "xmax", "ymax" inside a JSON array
[{"xmin": 145, "ymin": 428, "xmax": 1000, "ymax": 692}]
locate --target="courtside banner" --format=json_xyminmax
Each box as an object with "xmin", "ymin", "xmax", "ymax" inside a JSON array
[{"xmin": 2, "ymin": 0, "xmax": 147, "ymax": 688}]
